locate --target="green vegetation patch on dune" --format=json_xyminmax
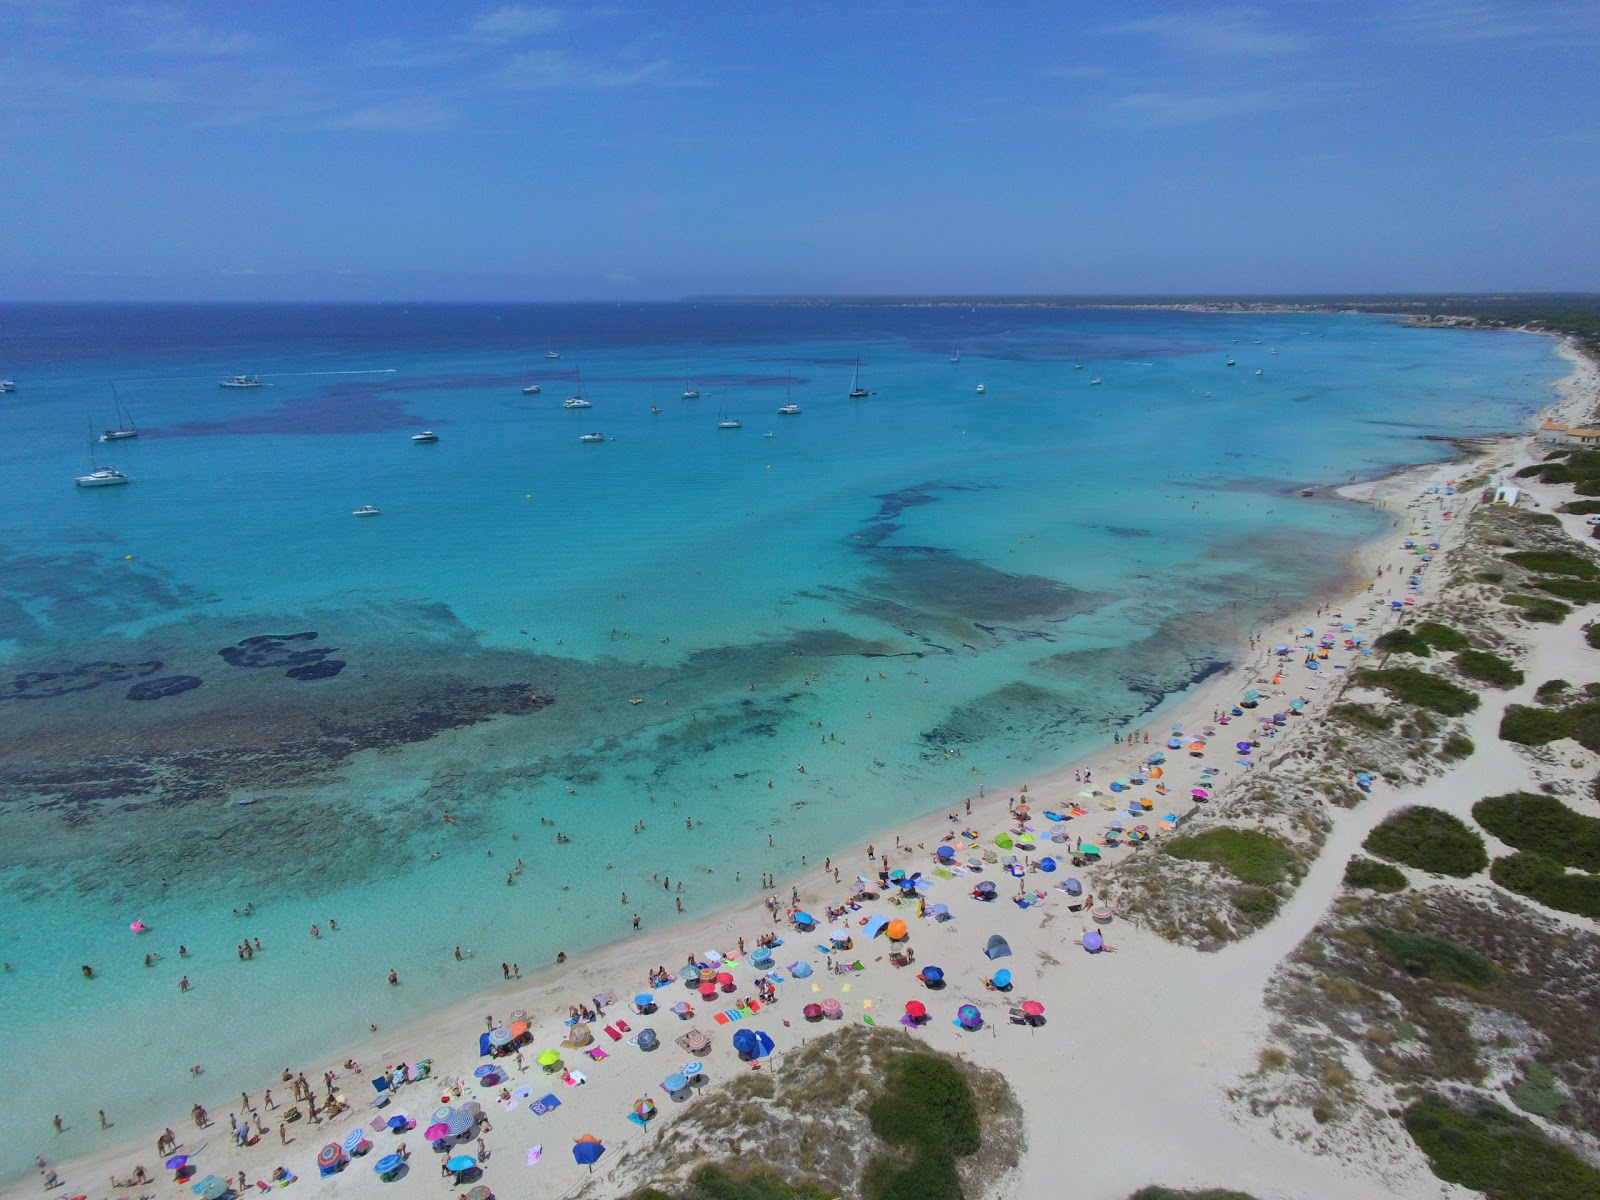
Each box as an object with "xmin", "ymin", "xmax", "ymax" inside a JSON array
[
  {"xmin": 1355, "ymin": 667, "xmax": 1479, "ymax": 716},
  {"xmin": 1532, "ymin": 577, "xmax": 1600, "ymax": 603},
  {"xmin": 1454, "ymin": 649, "xmax": 1524, "ymax": 687},
  {"xmin": 631, "ymin": 1169, "xmax": 835, "ymax": 1200},
  {"xmin": 1403, "ymin": 1095, "xmax": 1600, "ymax": 1200},
  {"xmin": 1502, "ymin": 550, "xmax": 1599, "ymax": 578},
  {"xmin": 1510, "ymin": 1061, "xmax": 1567, "ymax": 1120},
  {"xmin": 864, "ymin": 1053, "xmax": 981, "ymax": 1200},
  {"xmin": 1473, "ymin": 793, "xmax": 1600, "ymax": 872},
  {"xmin": 1343, "ymin": 856, "xmax": 1408, "ymax": 892},
  {"xmin": 1414, "ymin": 621, "xmax": 1470, "ymax": 650},
  {"xmin": 1364, "ymin": 806, "xmax": 1488, "ymax": 877},
  {"xmin": 1500, "ymin": 699, "xmax": 1600, "ymax": 752},
  {"xmin": 1362, "ymin": 925, "xmax": 1497, "ymax": 985},
  {"xmin": 1504, "ymin": 594, "xmax": 1572, "ymax": 623},
  {"xmin": 1163, "ymin": 829, "xmax": 1293, "ymax": 886},
  {"xmin": 1490, "ymin": 853, "xmax": 1600, "ymax": 919},
  {"xmin": 1330, "ymin": 701, "xmax": 1391, "ymax": 731},
  {"xmin": 1374, "ymin": 628, "xmax": 1431, "ymax": 656}
]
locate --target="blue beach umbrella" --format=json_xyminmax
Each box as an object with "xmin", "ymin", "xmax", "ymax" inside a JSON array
[
  {"xmin": 571, "ymin": 1139, "xmax": 605, "ymax": 1167},
  {"xmin": 1065, "ymin": 877, "xmax": 1082, "ymax": 896},
  {"xmin": 1038, "ymin": 857, "xmax": 1057, "ymax": 872},
  {"xmin": 792, "ymin": 912, "xmax": 816, "ymax": 927},
  {"xmin": 343, "ymin": 1130, "xmax": 367, "ymax": 1153},
  {"xmin": 992, "ymin": 968, "xmax": 1012, "ymax": 988},
  {"xmin": 956, "ymin": 1004, "xmax": 982, "ymax": 1029},
  {"xmin": 790, "ymin": 961, "xmax": 813, "ymax": 978},
  {"xmin": 936, "ymin": 845, "xmax": 955, "ymax": 859},
  {"xmin": 374, "ymin": 1154, "xmax": 402, "ymax": 1177},
  {"xmin": 446, "ymin": 1156, "xmax": 476, "ymax": 1173},
  {"xmin": 662, "ymin": 1073, "xmax": 687, "ymax": 1093},
  {"xmin": 634, "ymin": 993, "xmax": 654, "ymax": 1007},
  {"xmin": 929, "ymin": 903, "xmax": 949, "ymax": 918},
  {"xmin": 920, "ymin": 965, "xmax": 944, "ymax": 983}
]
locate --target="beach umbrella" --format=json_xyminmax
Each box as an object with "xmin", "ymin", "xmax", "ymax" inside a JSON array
[
  {"xmin": 343, "ymin": 1130, "xmax": 367, "ymax": 1154},
  {"xmin": 662, "ymin": 1073, "xmax": 687, "ymax": 1094},
  {"xmin": 1064, "ymin": 877, "xmax": 1082, "ymax": 896},
  {"xmin": 1236, "ymin": 742, "xmax": 1252, "ymax": 753},
  {"xmin": 715, "ymin": 971, "xmax": 734, "ymax": 987},
  {"xmin": 905, "ymin": 1000, "xmax": 926, "ymax": 1018},
  {"xmin": 1092, "ymin": 905, "xmax": 1114, "ymax": 923},
  {"xmin": 976, "ymin": 880, "xmax": 997, "ymax": 895},
  {"xmin": 165, "ymin": 1157, "xmax": 189, "ymax": 1171},
  {"xmin": 634, "ymin": 993, "xmax": 654, "ymax": 1008},
  {"xmin": 750, "ymin": 1030, "xmax": 776, "ymax": 1055},
  {"xmin": 374, "ymin": 1154, "xmax": 402, "ymax": 1177},
  {"xmin": 886, "ymin": 918, "xmax": 908, "ymax": 941},
  {"xmin": 698, "ymin": 966, "xmax": 717, "ymax": 982},
  {"xmin": 929, "ymin": 903, "xmax": 949, "ymax": 919},
  {"xmin": 458, "ymin": 1102, "xmax": 482, "ymax": 1120},
  {"xmin": 828, "ymin": 928, "xmax": 850, "ymax": 945},
  {"xmin": 820, "ymin": 998, "xmax": 842, "ymax": 1019},
  {"xmin": 803, "ymin": 1003, "xmax": 823, "ymax": 1020},
  {"xmin": 670, "ymin": 1000, "xmax": 690, "ymax": 1016},
  {"xmin": 1083, "ymin": 931, "xmax": 1104, "ymax": 953},
  {"xmin": 790, "ymin": 961, "xmax": 813, "ymax": 978},
  {"xmin": 1166, "ymin": 737, "xmax": 1183, "ymax": 749},
  {"xmin": 537, "ymin": 1050, "xmax": 560, "ymax": 1069},
  {"xmin": 1243, "ymin": 690, "xmax": 1260, "ymax": 701},
  {"xmin": 472, "ymin": 1065, "xmax": 498, "ymax": 1079},
  {"xmin": 316, "ymin": 1145, "xmax": 343, "ymax": 1170},
  {"xmin": 446, "ymin": 1155, "xmax": 476, "ymax": 1174},
  {"xmin": 487, "ymin": 1025, "xmax": 512, "ymax": 1047},
  {"xmin": 194, "ymin": 1177, "xmax": 228, "ymax": 1199},
  {"xmin": 571, "ymin": 1138, "xmax": 604, "ymax": 1168},
  {"xmin": 1021, "ymin": 1000, "xmax": 1044, "ymax": 1017},
  {"xmin": 445, "ymin": 1109, "xmax": 474, "ymax": 1136},
  {"xmin": 430, "ymin": 1106, "xmax": 456, "ymax": 1125},
  {"xmin": 957, "ymin": 1004, "xmax": 982, "ymax": 1029},
  {"xmin": 792, "ymin": 912, "xmax": 816, "ymax": 927},
  {"xmin": 682, "ymin": 1061, "xmax": 704, "ymax": 1079},
  {"xmin": 995, "ymin": 833, "xmax": 1013, "ymax": 849},
  {"xmin": 889, "ymin": 869, "xmax": 906, "ymax": 880},
  {"xmin": 636, "ymin": 1028, "xmax": 658, "ymax": 1050},
  {"xmin": 385, "ymin": 1114, "xmax": 408, "ymax": 1131},
  {"xmin": 424, "ymin": 1124, "xmax": 450, "ymax": 1142},
  {"xmin": 936, "ymin": 845, "xmax": 955, "ymax": 859},
  {"xmin": 465, "ymin": 1188, "xmax": 492, "ymax": 1200},
  {"xmin": 1038, "ymin": 857, "xmax": 1056, "ymax": 872},
  {"xmin": 1082, "ymin": 843, "xmax": 1101, "ymax": 857},
  {"xmin": 992, "ymin": 968, "xmax": 1012, "ymax": 988},
  {"xmin": 698, "ymin": 981, "xmax": 716, "ymax": 998},
  {"xmin": 919, "ymin": 965, "xmax": 944, "ymax": 984}
]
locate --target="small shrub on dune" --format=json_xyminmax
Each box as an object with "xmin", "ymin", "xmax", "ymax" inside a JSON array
[
  {"xmin": 1454, "ymin": 649, "xmax": 1524, "ymax": 687},
  {"xmin": 1363, "ymin": 806, "xmax": 1488, "ymax": 877},
  {"xmin": 1403, "ymin": 1095, "xmax": 1600, "ymax": 1200},
  {"xmin": 1343, "ymin": 856, "xmax": 1407, "ymax": 892},
  {"xmin": 1355, "ymin": 668, "xmax": 1479, "ymax": 716}
]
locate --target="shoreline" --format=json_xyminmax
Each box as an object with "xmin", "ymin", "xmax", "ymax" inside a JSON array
[{"xmin": 12, "ymin": 334, "xmax": 1592, "ymax": 1200}]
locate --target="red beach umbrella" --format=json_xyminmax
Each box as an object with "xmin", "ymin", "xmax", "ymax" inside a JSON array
[{"xmin": 905, "ymin": 1000, "xmax": 926, "ymax": 1018}]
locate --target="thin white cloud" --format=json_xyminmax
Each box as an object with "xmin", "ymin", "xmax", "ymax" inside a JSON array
[
  {"xmin": 1111, "ymin": 89, "xmax": 1287, "ymax": 128},
  {"xmin": 1378, "ymin": 0, "xmax": 1600, "ymax": 46},
  {"xmin": 1047, "ymin": 65, "xmax": 1112, "ymax": 81},
  {"xmin": 463, "ymin": 5, "xmax": 564, "ymax": 44},
  {"xmin": 1102, "ymin": 11, "xmax": 1306, "ymax": 57},
  {"xmin": 498, "ymin": 48, "xmax": 670, "ymax": 89},
  {"xmin": 329, "ymin": 100, "xmax": 459, "ymax": 131}
]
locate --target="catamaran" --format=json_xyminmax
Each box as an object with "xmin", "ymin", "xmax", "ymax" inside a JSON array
[{"xmin": 564, "ymin": 369, "xmax": 592, "ymax": 409}]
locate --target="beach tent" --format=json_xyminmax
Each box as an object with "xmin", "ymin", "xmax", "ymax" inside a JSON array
[
  {"xmin": 863, "ymin": 914, "xmax": 890, "ymax": 938},
  {"xmin": 789, "ymin": 961, "xmax": 813, "ymax": 978},
  {"xmin": 983, "ymin": 935, "xmax": 1012, "ymax": 960}
]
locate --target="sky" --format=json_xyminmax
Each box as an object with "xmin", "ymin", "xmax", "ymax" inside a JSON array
[{"xmin": 0, "ymin": 0, "xmax": 1597, "ymax": 300}]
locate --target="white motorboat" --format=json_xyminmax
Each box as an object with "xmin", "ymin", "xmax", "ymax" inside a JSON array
[
  {"xmin": 848, "ymin": 358, "xmax": 868, "ymax": 398},
  {"xmin": 353, "ymin": 505, "xmax": 381, "ymax": 516},
  {"xmin": 1254, "ymin": 369, "xmax": 1264, "ymax": 376},
  {"xmin": 76, "ymin": 465, "xmax": 130, "ymax": 487},
  {"xmin": 1074, "ymin": 363, "xmax": 1084, "ymax": 370},
  {"xmin": 1090, "ymin": 378, "xmax": 1102, "ymax": 385},
  {"xmin": 219, "ymin": 375, "xmax": 263, "ymax": 388},
  {"xmin": 1225, "ymin": 357, "xmax": 1236, "ymax": 367},
  {"xmin": 412, "ymin": 431, "xmax": 439, "ymax": 443},
  {"xmin": 764, "ymin": 430, "xmax": 774, "ymax": 438},
  {"xmin": 975, "ymin": 384, "xmax": 986, "ymax": 394},
  {"xmin": 522, "ymin": 383, "xmax": 542, "ymax": 395},
  {"xmin": 100, "ymin": 384, "xmax": 138, "ymax": 441},
  {"xmin": 778, "ymin": 403, "xmax": 801, "ymax": 415},
  {"xmin": 564, "ymin": 396, "xmax": 592, "ymax": 410},
  {"xmin": 0, "ymin": 379, "xmax": 15, "ymax": 392},
  {"xmin": 579, "ymin": 432, "xmax": 606, "ymax": 443},
  {"xmin": 545, "ymin": 351, "xmax": 561, "ymax": 359}
]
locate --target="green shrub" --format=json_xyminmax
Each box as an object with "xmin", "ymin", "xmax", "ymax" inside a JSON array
[
  {"xmin": 645, "ymin": 1172, "xmax": 838, "ymax": 1200},
  {"xmin": 1535, "ymin": 679, "xmax": 1572, "ymax": 702},
  {"xmin": 1231, "ymin": 886, "xmax": 1281, "ymax": 920},
  {"xmin": 1363, "ymin": 806, "xmax": 1488, "ymax": 877},
  {"xmin": 864, "ymin": 1053, "xmax": 980, "ymax": 1200},
  {"xmin": 1454, "ymin": 649, "xmax": 1524, "ymax": 687},
  {"xmin": 1556, "ymin": 498, "xmax": 1600, "ymax": 514},
  {"xmin": 1588, "ymin": 623, "xmax": 1600, "ymax": 649},
  {"xmin": 1473, "ymin": 793, "xmax": 1600, "ymax": 872},
  {"xmin": 1414, "ymin": 621, "xmax": 1470, "ymax": 650},
  {"xmin": 1355, "ymin": 668, "xmax": 1479, "ymax": 716},
  {"xmin": 1374, "ymin": 628, "xmax": 1430, "ymax": 656},
  {"xmin": 1491, "ymin": 852, "xmax": 1600, "ymax": 919},
  {"xmin": 1361, "ymin": 925, "xmax": 1496, "ymax": 985},
  {"xmin": 1330, "ymin": 701, "xmax": 1391, "ymax": 731},
  {"xmin": 1403, "ymin": 1095, "xmax": 1600, "ymax": 1200},
  {"xmin": 1343, "ymin": 856, "xmax": 1407, "ymax": 892},
  {"xmin": 1503, "ymin": 550, "xmax": 1599, "ymax": 578},
  {"xmin": 1163, "ymin": 829, "xmax": 1293, "ymax": 886},
  {"xmin": 1126, "ymin": 1191, "xmax": 1261, "ymax": 1200},
  {"xmin": 1477, "ymin": 571, "xmax": 1505, "ymax": 584},
  {"xmin": 1523, "ymin": 512, "xmax": 1562, "ymax": 527},
  {"xmin": 1510, "ymin": 1061, "xmax": 1567, "ymax": 1120},
  {"xmin": 1503, "ymin": 593, "xmax": 1572, "ymax": 623},
  {"xmin": 1439, "ymin": 731, "xmax": 1475, "ymax": 761},
  {"xmin": 1532, "ymin": 577, "xmax": 1600, "ymax": 603},
  {"xmin": 1500, "ymin": 699, "xmax": 1600, "ymax": 752}
]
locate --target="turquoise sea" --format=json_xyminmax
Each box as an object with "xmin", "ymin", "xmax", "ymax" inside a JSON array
[{"xmin": 0, "ymin": 303, "xmax": 1561, "ymax": 1176}]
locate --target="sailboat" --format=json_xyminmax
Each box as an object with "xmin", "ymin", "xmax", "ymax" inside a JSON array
[
  {"xmin": 76, "ymin": 418, "xmax": 130, "ymax": 486},
  {"xmin": 682, "ymin": 368, "xmax": 700, "ymax": 400},
  {"xmin": 716, "ymin": 404, "xmax": 742, "ymax": 429},
  {"xmin": 99, "ymin": 384, "xmax": 138, "ymax": 442},
  {"xmin": 848, "ymin": 359, "xmax": 868, "ymax": 398},
  {"xmin": 777, "ymin": 372, "xmax": 801, "ymax": 415},
  {"xmin": 563, "ymin": 369, "xmax": 592, "ymax": 409},
  {"xmin": 950, "ymin": 346, "xmax": 960, "ymax": 364}
]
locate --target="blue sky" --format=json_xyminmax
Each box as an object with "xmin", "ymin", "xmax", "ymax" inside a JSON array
[{"xmin": 1, "ymin": 1, "xmax": 1597, "ymax": 299}]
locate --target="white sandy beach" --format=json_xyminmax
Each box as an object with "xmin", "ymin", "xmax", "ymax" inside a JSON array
[{"xmin": 15, "ymin": 337, "xmax": 1599, "ymax": 1200}]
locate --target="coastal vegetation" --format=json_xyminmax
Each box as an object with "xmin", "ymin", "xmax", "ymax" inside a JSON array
[
  {"xmin": 1163, "ymin": 829, "xmax": 1293, "ymax": 887},
  {"xmin": 1489, "ymin": 853, "xmax": 1600, "ymax": 919},
  {"xmin": 1453, "ymin": 648, "xmax": 1524, "ymax": 687},
  {"xmin": 605, "ymin": 1026, "xmax": 1021, "ymax": 1200},
  {"xmin": 1352, "ymin": 667, "xmax": 1478, "ymax": 715},
  {"xmin": 1500, "ymin": 694, "xmax": 1600, "ymax": 751},
  {"xmin": 1502, "ymin": 593, "xmax": 1571, "ymax": 623},
  {"xmin": 1342, "ymin": 856, "xmax": 1407, "ymax": 892},
  {"xmin": 1361, "ymin": 924, "xmax": 1496, "ymax": 985},
  {"xmin": 1473, "ymin": 793, "xmax": 1600, "ymax": 872},
  {"xmin": 1439, "ymin": 730, "xmax": 1475, "ymax": 760},
  {"xmin": 1362, "ymin": 806, "xmax": 1487, "ymax": 876},
  {"xmin": 1413, "ymin": 621, "xmax": 1470, "ymax": 650},
  {"xmin": 1126, "ymin": 1191, "xmax": 1260, "ymax": 1200},
  {"xmin": 1403, "ymin": 1095, "xmax": 1600, "ymax": 1200}
]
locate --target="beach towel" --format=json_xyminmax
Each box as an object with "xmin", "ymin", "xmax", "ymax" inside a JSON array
[
  {"xmin": 814, "ymin": 944, "xmax": 832, "ymax": 954},
  {"xmin": 615, "ymin": 1019, "xmax": 631, "ymax": 1032},
  {"xmin": 737, "ymin": 1007, "xmax": 754, "ymax": 1018},
  {"xmin": 627, "ymin": 1112, "xmax": 649, "ymax": 1128},
  {"xmin": 530, "ymin": 1094, "xmax": 561, "ymax": 1116},
  {"xmin": 842, "ymin": 981, "xmax": 853, "ymax": 991},
  {"xmin": 586, "ymin": 1048, "xmax": 608, "ymax": 1062},
  {"xmin": 500, "ymin": 1100, "xmax": 519, "ymax": 1112},
  {"xmin": 722, "ymin": 1008, "xmax": 743, "ymax": 1021},
  {"xmin": 712, "ymin": 1012, "xmax": 729, "ymax": 1026},
  {"xmin": 562, "ymin": 1071, "xmax": 586, "ymax": 1087},
  {"xmin": 603, "ymin": 1026, "xmax": 621, "ymax": 1041},
  {"xmin": 934, "ymin": 869, "xmax": 954, "ymax": 879},
  {"xmin": 862, "ymin": 1015, "xmax": 876, "ymax": 1026},
  {"xmin": 765, "ymin": 970, "xmax": 785, "ymax": 983},
  {"xmin": 525, "ymin": 1146, "xmax": 542, "ymax": 1166}
]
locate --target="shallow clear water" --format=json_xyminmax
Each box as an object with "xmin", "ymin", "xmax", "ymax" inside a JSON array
[{"xmin": 0, "ymin": 303, "xmax": 1559, "ymax": 1176}]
